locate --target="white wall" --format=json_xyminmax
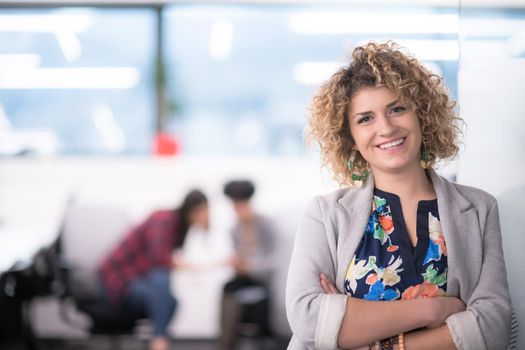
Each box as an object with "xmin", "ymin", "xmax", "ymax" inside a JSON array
[
  {"xmin": 0, "ymin": 155, "xmax": 338, "ymax": 338},
  {"xmin": 0, "ymin": 155, "xmax": 335, "ymax": 265},
  {"xmin": 458, "ymin": 61, "xmax": 525, "ymax": 349}
]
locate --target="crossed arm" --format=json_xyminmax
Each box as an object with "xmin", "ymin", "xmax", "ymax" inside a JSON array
[
  {"xmin": 319, "ymin": 273, "xmax": 463, "ymax": 350},
  {"xmin": 286, "ymin": 197, "xmax": 511, "ymax": 350}
]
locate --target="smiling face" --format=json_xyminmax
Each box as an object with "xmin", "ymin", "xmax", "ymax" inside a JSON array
[{"xmin": 348, "ymin": 86, "xmax": 422, "ymax": 177}]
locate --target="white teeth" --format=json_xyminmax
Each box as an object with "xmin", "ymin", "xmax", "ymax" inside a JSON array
[{"xmin": 379, "ymin": 138, "xmax": 404, "ymax": 149}]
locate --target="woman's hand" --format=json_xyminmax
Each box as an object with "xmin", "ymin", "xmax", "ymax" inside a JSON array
[
  {"xmin": 320, "ymin": 273, "xmax": 341, "ymax": 294},
  {"xmin": 320, "ymin": 271, "xmax": 465, "ymax": 334},
  {"xmin": 427, "ymin": 296, "xmax": 466, "ymax": 328}
]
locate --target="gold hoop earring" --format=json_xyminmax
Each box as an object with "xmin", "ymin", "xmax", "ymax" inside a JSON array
[{"xmin": 420, "ymin": 148, "xmax": 432, "ymax": 169}]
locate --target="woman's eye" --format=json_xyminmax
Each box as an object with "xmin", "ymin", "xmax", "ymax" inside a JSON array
[
  {"xmin": 390, "ymin": 106, "xmax": 406, "ymax": 114},
  {"xmin": 357, "ymin": 115, "xmax": 372, "ymax": 124}
]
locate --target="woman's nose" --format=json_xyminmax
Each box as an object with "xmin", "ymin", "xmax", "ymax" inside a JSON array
[{"xmin": 376, "ymin": 114, "xmax": 396, "ymax": 136}]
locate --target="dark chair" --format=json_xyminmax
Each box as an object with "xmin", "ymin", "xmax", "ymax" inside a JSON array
[
  {"xmin": 0, "ymin": 241, "xmax": 65, "ymax": 350},
  {"xmin": 234, "ymin": 283, "xmax": 274, "ymax": 350},
  {"xmin": 0, "ymin": 261, "xmax": 43, "ymax": 350}
]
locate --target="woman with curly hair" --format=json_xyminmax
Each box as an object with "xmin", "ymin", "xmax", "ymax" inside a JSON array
[{"xmin": 285, "ymin": 41, "xmax": 511, "ymax": 350}]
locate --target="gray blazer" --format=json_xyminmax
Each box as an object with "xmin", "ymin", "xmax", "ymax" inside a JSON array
[{"xmin": 286, "ymin": 169, "xmax": 511, "ymax": 350}]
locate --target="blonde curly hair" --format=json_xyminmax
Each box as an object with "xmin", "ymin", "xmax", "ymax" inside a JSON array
[{"xmin": 306, "ymin": 41, "xmax": 463, "ymax": 187}]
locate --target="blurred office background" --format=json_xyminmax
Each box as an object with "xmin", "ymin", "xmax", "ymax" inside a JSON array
[{"xmin": 0, "ymin": 0, "xmax": 523, "ymax": 349}]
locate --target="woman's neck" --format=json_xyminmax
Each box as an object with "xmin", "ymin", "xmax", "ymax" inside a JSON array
[{"xmin": 372, "ymin": 166, "xmax": 435, "ymax": 201}]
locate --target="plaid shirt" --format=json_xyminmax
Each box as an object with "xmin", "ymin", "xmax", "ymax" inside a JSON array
[{"xmin": 98, "ymin": 210, "xmax": 180, "ymax": 305}]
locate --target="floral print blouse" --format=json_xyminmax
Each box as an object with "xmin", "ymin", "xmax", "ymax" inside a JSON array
[{"xmin": 344, "ymin": 189, "xmax": 448, "ymax": 301}]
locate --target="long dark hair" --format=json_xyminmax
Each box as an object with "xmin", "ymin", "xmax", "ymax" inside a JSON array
[{"xmin": 174, "ymin": 189, "xmax": 208, "ymax": 247}]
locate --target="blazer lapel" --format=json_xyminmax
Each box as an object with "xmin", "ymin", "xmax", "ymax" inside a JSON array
[
  {"xmin": 331, "ymin": 169, "xmax": 479, "ymax": 294},
  {"xmin": 332, "ymin": 169, "xmax": 481, "ymax": 296},
  {"xmin": 334, "ymin": 174, "xmax": 375, "ymax": 289},
  {"xmin": 428, "ymin": 169, "xmax": 479, "ymax": 296}
]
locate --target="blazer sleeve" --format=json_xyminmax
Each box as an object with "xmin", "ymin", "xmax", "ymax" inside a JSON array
[
  {"xmin": 446, "ymin": 199, "xmax": 512, "ymax": 350},
  {"xmin": 285, "ymin": 198, "xmax": 347, "ymax": 349}
]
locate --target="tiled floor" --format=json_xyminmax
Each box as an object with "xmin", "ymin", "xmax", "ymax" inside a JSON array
[{"xmin": 1, "ymin": 336, "xmax": 290, "ymax": 350}]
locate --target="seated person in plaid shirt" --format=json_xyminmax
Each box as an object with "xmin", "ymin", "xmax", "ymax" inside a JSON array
[{"xmin": 98, "ymin": 189, "xmax": 209, "ymax": 350}]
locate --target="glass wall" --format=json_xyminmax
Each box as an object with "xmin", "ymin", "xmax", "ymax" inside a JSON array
[
  {"xmin": 0, "ymin": 8, "xmax": 156, "ymax": 155},
  {"xmin": 0, "ymin": 3, "xmax": 460, "ymax": 156},
  {"xmin": 164, "ymin": 4, "xmax": 460, "ymax": 155}
]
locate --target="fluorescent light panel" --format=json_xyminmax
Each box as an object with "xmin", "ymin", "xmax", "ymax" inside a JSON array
[
  {"xmin": 0, "ymin": 54, "xmax": 41, "ymax": 70},
  {"xmin": 0, "ymin": 67, "xmax": 140, "ymax": 89},
  {"xmin": 294, "ymin": 40, "xmax": 457, "ymax": 85},
  {"xmin": 0, "ymin": 14, "xmax": 91, "ymax": 33},
  {"xmin": 209, "ymin": 20, "xmax": 234, "ymax": 61},
  {"xmin": 55, "ymin": 31, "xmax": 83, "ymax": 62},
  {"xmin": 385, "ymin": 39, "xmax": 459, "ymax": 61},
  {"xmin": 289, "ymin": 12, "xmax": 459, "ymax": 34},
  {"xmin": 92, "ymin": 103, "xmax": 126, "ymax": 153},
  {"xmin": 461, "ymin": 18, "xmax": 525, "ymax": 37}
]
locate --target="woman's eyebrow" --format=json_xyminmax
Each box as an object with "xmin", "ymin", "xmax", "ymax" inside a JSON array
[
  {"xmin": 351, "ymin": 110, "xmax": 371, "ymax": 119},
  {"xmin": 387, "ymin": 99, "xmax": 399, "ymax": 107},
  {"xmin": 351, "ymin": 99, "xmax": 400, "ymax": 119}
]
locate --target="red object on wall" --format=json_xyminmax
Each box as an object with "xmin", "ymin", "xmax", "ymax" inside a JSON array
[{"xmin": 154, "ymin": 132, "xmax": 180, "ymax": 156}]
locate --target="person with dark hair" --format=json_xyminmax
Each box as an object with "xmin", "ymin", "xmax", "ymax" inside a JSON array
[
  {"xmin": 219, "ymin": 180, "xmax": 277, "ymax": 350},
  {"xmin": 98, "ymin": 189, "xmax": 208, "ymax": 350}
]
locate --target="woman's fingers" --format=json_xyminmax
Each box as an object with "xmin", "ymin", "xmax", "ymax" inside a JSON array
[
  {"xmin": 320, "ymin": 277, "xmax": 331, "ymax": 293},
  {"xmin": 320, "ymin": 273, "xmax": 340, "ymax": 294},
  {"xmin": 319, "ymin": 273, "xmax": 330, "ymax": 293}
]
